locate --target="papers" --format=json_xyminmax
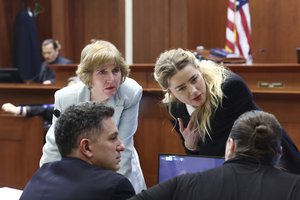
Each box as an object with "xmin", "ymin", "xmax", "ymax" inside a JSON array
[{"xmin": 0, "ymin": 187, "xmax": 23, "ymax": 200}]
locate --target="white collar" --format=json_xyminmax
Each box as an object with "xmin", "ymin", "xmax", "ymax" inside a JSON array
[{"xmin": 185, "ymin": 104, "xmax": 196, "ymax": 116}]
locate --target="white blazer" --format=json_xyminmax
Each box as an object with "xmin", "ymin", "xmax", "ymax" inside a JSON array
[{"xmin": 40, "ymin": 77, "xmax": 146, "ymax": 193}]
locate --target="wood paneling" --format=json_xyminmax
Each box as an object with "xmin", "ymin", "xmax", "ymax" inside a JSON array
[
  {"xmin": 135, "ymin": 92, "xmax": 185, "ymax": 187},
  {"xmin": 0, "ymin": 115, "xmax": 44, "ymax": 189},
  {"xmin": 186, "ymin": 1, "xmax": 228, "ymax": 50},
  {"xmin": 133, "ymin": 0, "xmax": 171, "ymax": 63},
  {"xmin": 0, "ymin": 83, "xmax": 60, "ymax": 106},
  {"xmin": 50, "ymin": 0, "xmax": 125, "ymax": 63},
  {"xmin": 0, "ymin": 0, "xmax": 21, "ymax": 67},
  {"xmin": 2, "ymin": 0, "xmax": 300, "ymax": 66},
  {"xmin": 251, "ymin": 0, "xmax": 300, "ymax": 63}
]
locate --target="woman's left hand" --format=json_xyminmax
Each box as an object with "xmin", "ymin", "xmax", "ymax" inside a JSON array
[{"xmin": 178, "ymin": 117, "xmax": 201, "ymax": 151}]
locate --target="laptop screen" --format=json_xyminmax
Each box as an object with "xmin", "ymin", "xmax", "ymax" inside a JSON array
[{"xmin": 158, "ymin": 154, "xmax": 224, "ymax": 183}]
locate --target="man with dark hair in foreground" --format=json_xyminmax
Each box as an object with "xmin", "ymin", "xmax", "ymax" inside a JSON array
[{"xmin": 20, "ymin": 102, "xmax": 135, "ymax": 200}]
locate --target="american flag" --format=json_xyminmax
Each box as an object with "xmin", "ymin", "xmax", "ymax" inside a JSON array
[{"xmin": 225, "ymin": 0, "xmax": 252, "ymax": 62}]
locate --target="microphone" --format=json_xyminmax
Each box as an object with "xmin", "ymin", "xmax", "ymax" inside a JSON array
[
  {"xmin": 24, "ymin": 72, "xmax": 41, "ymax": 83},
  {"xmin": 247, "ymin": 48, "xmax": 266, "ymax": 64},
  {"xmin": 252, "ymin": 48, "xmax": 265, "ymax": 58},
  {"xmin": 53, "ymin": 109, "xmax": 61, "ymax": 118}
]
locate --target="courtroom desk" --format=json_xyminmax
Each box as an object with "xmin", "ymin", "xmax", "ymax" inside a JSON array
[
  {"xmin": 49, "ymin": 64, "xmax": 77, "ymax": 87},
  {"xmin": 0, "ymin": 83, "xmax": 61, "ymax": 106},
  {"xmin": 0, "ymin": 114, "xmax": 44, "ymax": 189},
  {"xmin": 227, "ymin": 63, "xmax": 300, "ymax": 91},
  {"xmin": 130, "ymin": 63, "xmax": 300, "ymax": 91},
  {"xmin": 134, "ymin": 91, "xmax": 185, "ymax": 187},
  {"xmin": 49, "ymin": 63, "xmax": 300, "ymax": 90},
  {"xmin": 0, "ymin": 83, "xmax": 60, "ymax": 189}
]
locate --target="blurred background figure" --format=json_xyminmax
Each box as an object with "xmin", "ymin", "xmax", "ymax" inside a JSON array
[{"xmin": 38, "ymin": 39, "xmax": 72, "ymax": 84}]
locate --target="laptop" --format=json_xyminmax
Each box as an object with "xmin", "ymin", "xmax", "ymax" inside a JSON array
[
  {"xmin": 0, "ymin": 68, "xmax": 24, "ymax": 83},
  {"xmin": 158, "ymin": 154, "xmax": 224, "ymax": 183}
]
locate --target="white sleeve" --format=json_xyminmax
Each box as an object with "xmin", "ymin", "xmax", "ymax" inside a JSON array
[
  {"xmin": 116, "ymin": 82, "xmax": 146, "ymax": 192},
  {"xmin": 39, "ymin": 93, "xmax": 62, "ymax": 166}
]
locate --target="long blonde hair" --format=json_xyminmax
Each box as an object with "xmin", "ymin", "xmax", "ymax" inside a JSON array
[{"xmin": 154, "ymin": 48, "xmax": 230, "ymax": 141}]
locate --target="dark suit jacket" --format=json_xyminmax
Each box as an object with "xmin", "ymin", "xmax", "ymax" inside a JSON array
[
  {"xmin": 38, "ymin": 55, "xmax": 72, "ymax": 83},
  {"xmin": 170, "ymin": 72, "xmax": 300, "ymax": 174},
  {"xmin": 20, "ymin": 157, "xmax": 135, "ymax": 200},
  {"xmin": 13, "ymin": 10, "xmax": 42, "ymax": 81},
  {"xmin": 130, "ymin": 156, "xmax": 300, "ymax": 200}
]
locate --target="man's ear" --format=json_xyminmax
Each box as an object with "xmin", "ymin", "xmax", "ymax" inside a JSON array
[
  {"xmin": 279, "ymin": 145, "xmax": 283, "ymax": 156},
  {"xmin": 225, "ymin": 138, "xmax": 236, "ymax": 160},
  {"xmin": 79, "ymin": 138, "xmax": 93, "ymax": 158}
]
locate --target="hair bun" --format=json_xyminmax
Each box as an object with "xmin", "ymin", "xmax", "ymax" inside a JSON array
[{"xmin": 252, "ymin": 124, "xmax": 273, "ymax": 149}]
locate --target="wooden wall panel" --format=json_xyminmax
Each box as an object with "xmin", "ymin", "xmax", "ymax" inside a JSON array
[
  {"xmin": 135, "ymin": 92, "xmax": 185, "ymax": 187},
  {"xmin": 83, "ymin": 0, "xmax": 125, "ymax": 54},
  {"xmin": 0, "ymin": 0, "xmax": 21, "ymax": 67},
  {"xmin": 2, "ymin": 0, "xmax": 300, "ymax": 66},
  {"xmin": 50, "ymin": 0, "xmax": 125, "ymax": 63},
  {"xmin": 251, "ymin": 0, "xmax": 300, "ymax": 63},
  {"xmin": 186, "ymin": 0, "xmax": 228, "ymax": 50},
  {"xmin": 0, "ymin": 115, "xmax": 44, "ymax": 189},
  {"xmin": 133, "ymin": 0, "xmax": 171, "ymax": 63}
]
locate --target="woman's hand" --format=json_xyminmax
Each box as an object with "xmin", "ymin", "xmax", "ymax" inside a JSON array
[{"xmin": 178, "ymin": 117, "xmax": 201, "ymax": 151}]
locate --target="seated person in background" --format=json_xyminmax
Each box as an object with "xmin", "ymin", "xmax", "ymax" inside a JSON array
[
  {"xmin": 38, "ymin": 39, "xmax": 72, "ymax": 84},
  {"xmin": 20, "ymin": 102, "xmax": 135, "ymax": 200},
  {"xmin": 129, "ymin": 110, "xmax": 300, "ymax": 200},
  {"xmin": 1, "ymin": 76, "xmax": 80, "ymax": 126}
]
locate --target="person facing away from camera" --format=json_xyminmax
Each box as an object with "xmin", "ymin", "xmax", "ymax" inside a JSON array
[
  {"xmin": 129, "ymin": 110, "xmax": 300, "ymax": 200},
  {"xmin": 38, "ymin": 38, "xmax": 72, "ymax": 84},
  {"xmin": 40, "ymin": 39, "xmax": 146, "ymax": 192},
  {"xmin": 153, "ymin": 48, "xmax": 300, "ymax": 174},
  {"xmin": 20, "ymin": 102, "xmax": 135, "ymax": 200}
]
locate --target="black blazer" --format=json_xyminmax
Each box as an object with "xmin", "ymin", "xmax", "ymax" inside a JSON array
[
  {"xmin": 20, "ymin": 157, "xmax": 135, "ymax": 200},
  {"xmin": 13, "ymin": 10, "xmax": 42, "ymax": 81},
  {"xmin": 170, "ymin": 72, "xmax": 300, "ymax": 174},
  {"xmin": 130, "ymin": 156, "xmax": 300, "ymax": 200},
  {"xmin": 38, "ymin": 55, "xmax": 72, "ymax": 83}
]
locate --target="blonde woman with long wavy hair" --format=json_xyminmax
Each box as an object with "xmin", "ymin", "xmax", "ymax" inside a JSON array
[{"xmin": 154, "ymin": 48, "xmax": 300, "ymax": 174}]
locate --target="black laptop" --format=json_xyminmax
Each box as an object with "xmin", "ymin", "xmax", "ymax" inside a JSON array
[
  {"xmin": 158, "ymin": 154, "xmax": 224, "ymax": 183},
  {"xmin": 0, "ymin": 68, "xmax": 24, "ymax": 83}
]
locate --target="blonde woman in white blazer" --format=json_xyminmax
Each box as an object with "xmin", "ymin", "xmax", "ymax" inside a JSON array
[{"xmin": 40, "ymin": 40, "xmax": 146, "ymax": 193}]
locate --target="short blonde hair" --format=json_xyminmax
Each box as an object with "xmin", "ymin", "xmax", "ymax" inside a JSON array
[{"xmin": 76, "ymin": 40, "xmax": 130, "ymax": 87}]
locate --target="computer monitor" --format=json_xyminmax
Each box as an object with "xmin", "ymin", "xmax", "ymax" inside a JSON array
[
  {"xmin": 158, "ymin": 154, "xmax": 224, "ymax": 183},
  {"xmin": 0, "ymin": 68, "xmax": 24, "ymax": 83},
  {"xmin": 296, "ymin": 48, "xmax": 300, "ymax": 64}
]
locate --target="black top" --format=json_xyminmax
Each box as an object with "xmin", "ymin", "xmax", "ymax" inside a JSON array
[
  {"xmin": 170, "ymin": 72, "xmax": 300, "ymax": 174},
  {"xmin": 130, "ymin": 156, "xmax": 300, "ymax": 200},
  {"xmin": 38, "ymin": 55, "xmax": 72, "ymax": 83},
  {"xmin": 20, "ymin": 157, "xmax": 135, "ymax": 200}
]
